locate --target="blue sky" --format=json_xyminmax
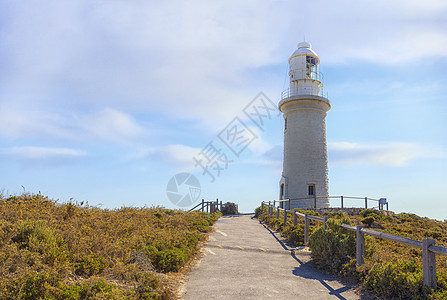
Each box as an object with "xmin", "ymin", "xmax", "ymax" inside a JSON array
[{"xmin": 0, "ymin": 0, "xmax": 446, "ymax": 219}]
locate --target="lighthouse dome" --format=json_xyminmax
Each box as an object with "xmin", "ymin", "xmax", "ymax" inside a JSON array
[{"xmin": 290, "ymin": 41, "xmax": 319, "ymax": 59}]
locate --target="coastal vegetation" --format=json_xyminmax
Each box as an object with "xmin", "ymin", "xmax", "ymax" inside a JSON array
[
  {"xmin": 255, "ymin": 206, "xmax": 447, "ymax": 299},
  {"xmin": 0, "ymin": 193, "xmax": 220, "ymax": 299}
]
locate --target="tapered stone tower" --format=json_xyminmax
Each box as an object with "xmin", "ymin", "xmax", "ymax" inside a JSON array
[{"xmin": 279, "ymin": 42, "xmax": 330, "ymax": 209}]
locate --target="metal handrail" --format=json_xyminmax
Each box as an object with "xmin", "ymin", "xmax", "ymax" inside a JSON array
[{"xmin": 281, "ymin": 87, "xmax": 325, "ymax": 99}]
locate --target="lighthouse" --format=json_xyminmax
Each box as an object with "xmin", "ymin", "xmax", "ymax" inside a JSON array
[{"xmin": 279, "ymin": 42, "xmax": 330, "ymax": 209}]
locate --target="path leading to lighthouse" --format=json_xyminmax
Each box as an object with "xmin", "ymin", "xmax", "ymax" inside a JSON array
[{"xmin": 180, "ymin": 214, "xmax": 360, "ymax": 299}]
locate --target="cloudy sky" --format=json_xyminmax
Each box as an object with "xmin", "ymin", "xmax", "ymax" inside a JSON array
[{"xmin": 1, "ymin": 0, "xmax": 446, "ymax": 219}]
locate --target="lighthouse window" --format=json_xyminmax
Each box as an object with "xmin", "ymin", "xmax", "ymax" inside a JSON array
[
  {"xmin": 306, "ymin": 56, "xmax": 317, "ymax": 65},
  {"xmin": 284, "ymin": 118, "xmax": 287, "ymax": 131},
  {"xmin": 308, "ymin": 184, "xmax": 315, "ymax": 196},
  {"xmin": 306, "ymin": 56, "xmax": 318, "ymax": 80}
]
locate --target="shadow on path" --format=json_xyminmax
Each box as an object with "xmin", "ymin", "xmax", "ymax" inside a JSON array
[{"xmin": 259, "ymin": 220, "xmax": 357, "ymax": 300}]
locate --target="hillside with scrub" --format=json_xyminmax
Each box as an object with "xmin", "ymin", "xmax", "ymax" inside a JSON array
[
  {"xmin": 0, "ymin": 193, "xmax": 220, "ymax": 299},
  {"xmin": 255, "ymin": 206, "xmax": 447, "ymax": 299}
]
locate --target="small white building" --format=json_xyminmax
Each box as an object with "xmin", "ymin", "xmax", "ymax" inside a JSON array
[{"xmin": 279, "ymin": 42, "xmax": 330, "ymax": 209}]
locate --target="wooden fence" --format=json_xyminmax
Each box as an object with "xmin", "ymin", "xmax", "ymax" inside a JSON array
[
  {"xmin": 274, "ymin": 196, "xmax": 388, "ymax": 210},
  {"xmin": 261, "ymin": 201, "xmax": 447, "ymax": 290},
  {"xmin": 188, "ymin": 199, "xmax": 222, "ymax": 213}
]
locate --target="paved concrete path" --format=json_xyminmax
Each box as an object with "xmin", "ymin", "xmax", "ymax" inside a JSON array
[{"xmin": 181, "ymin": 214, "xmax": 360, "ymax": 300}]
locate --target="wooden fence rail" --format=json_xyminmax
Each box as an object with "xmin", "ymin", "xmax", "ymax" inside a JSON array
[
  {"xmin": 270, "ymin": 196, "xmax": 389, "ymax": 211},
  {"xmin": 187, "ymin": 199, "xmax": 222, "ymax": 213},
  {"xmin": 260, "ymin": 201, "xmax": 447, "ymax": 290}
]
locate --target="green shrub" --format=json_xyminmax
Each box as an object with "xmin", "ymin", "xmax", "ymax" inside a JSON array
[
  {"xmin": 309, "ymin": 221, "xmax": 355, "ymax": 273},
  {"xmin": 361, "ymin": 216, "xmax": 375, "ymax": 227},
  {"xmin": 152, "ymin": 247, "xmax": 188, "ymax": 273},
  {"xmin": 2, "ymin": 271, "xmax": 60, "ymax": 299},
  {"xmin": 424, "ymin": 229, "xmax": 443, "ymax": 239},
  {"xmin": 254, "ymin": 206, "xmax": 265, "ymax": 218},
  {"xmin": 360, "ymin": 209, "xmax": 381, "ymax": 219},
  {"xmin": 136, "ymin": 273, "xmax": 162, "ymax": 299},
  {"xmin": 395, "ymin": 212, "xmax": 421, "ymax": 222},
  {"xmin": 286, "ymin": 226, "xmax": 304, "ymax": 246},
  {"xmin": 12, "ymin": 220, "xmax": 64, "ymax": 254},
  {"xmin": 191, "ymin": 219, "xmax": 210, "ymax": 233},
  {"xmin": 221, "ymin": 202, "xmax": 238, "ymax": 215},
  {"xmin": 323, "ymin": 210, "xmax": 346, "ymax": 219},
  {"xmin": 365, "ymin": 260, "xmax": 425, "ymax": 299},
  {"xmin": 74, "ymin": 253, "xmax": 109, "ymax": 276}
]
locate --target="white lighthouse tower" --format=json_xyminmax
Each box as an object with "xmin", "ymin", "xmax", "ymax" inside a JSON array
[{"xmin": 279, "ymin": 42, "xmax": 330, "ymax": 209}]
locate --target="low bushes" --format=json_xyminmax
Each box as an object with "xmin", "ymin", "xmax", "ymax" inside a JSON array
[
  {"xmin": 0, "ymin": 193, "xmax": 221, "ymax": 299},
  {"xmin": 364, "ymin": 260, "xmax": 425, "ymax": 299},
  {"xmin": 255, "ymin": 206, "xmax": 447, "ymax": 299},
  {"xmin": 221, "ymin": 202, "xmax": 238, "ymax": 215},
  {"xmin": 1, "ymin": 272, "xmax": 121, "ymax": 300},
  {"xmin": 309, "ymin": 219, "xmax": 356, "ymax": 273}
]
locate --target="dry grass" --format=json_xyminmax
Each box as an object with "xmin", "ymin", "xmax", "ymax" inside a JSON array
[{"xmin": 0, "ymin": 193, "xmax": 220, "ymax": 299}]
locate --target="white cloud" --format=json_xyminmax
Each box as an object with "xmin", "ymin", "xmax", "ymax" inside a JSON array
[
  {"xmin": 0, "ymin": 106, "xmax": 146, "ymax": 144},
  {"xmin": 0, "ymin": 1, "xmax": 286, "ymax": 131},
  {"xmin": 142, "ymin": 144, "xmax": 202, "ymax": 171},
  {"xmin": 2, "ymin": 146, "xmax": 86, "ymax": 160},
  {"xmin": 295, "ymin": 0, "xmax": 447, "ymax": 65},
  {"xmin": 78, "ymin": 108, "xmax": 145, "ymax": 143},
  {"xmin": 247, "ymin": 141, "xmax": 444, "ymax": 169},
  {"xmin": 0, "ymin": 0, "xmax": 446, "ymax": 136},
  {"xmin": 329, "ymin": 142, "xmax": 443, "ymax": 167},
  {"xmin": 0, "ymin": 108, "xmax": 74, "ymax": 141}
]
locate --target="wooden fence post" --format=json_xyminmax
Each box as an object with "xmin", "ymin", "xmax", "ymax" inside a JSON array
[
  {"xmin": 293, "ymin": 212, "xmax": 297, "ymax": 226},
  {"xmin": 365, "ymin": 197, "xmax": 368, "ymax": 209},
  {"xmin": 423, "ymin": 238, "xmax": 437, "ymax": 289},
  {"xmin": 276, "ymin": 207, "xmax": 279, "ymax": 219},
  {"xmin": 356, "ymin": 225, "xmax": 365, "ymax": 266},
  {"xmin": 201, "ymin": 199, "xmax": 204, "ymax": 212},
  {"xmin": 341, "ymin": 196, "xmax": 344, "ymax": 209},
  {"xmin": 289, "ymin": 199, "xmax": 291, "ymax": 210},
  {"xmin": 283, "ymin": 210, "xmax": 287, "ymax": 226},
  {"xmin": 304, "ymin": 214, "xmax": 310, "ymax": 245}
]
